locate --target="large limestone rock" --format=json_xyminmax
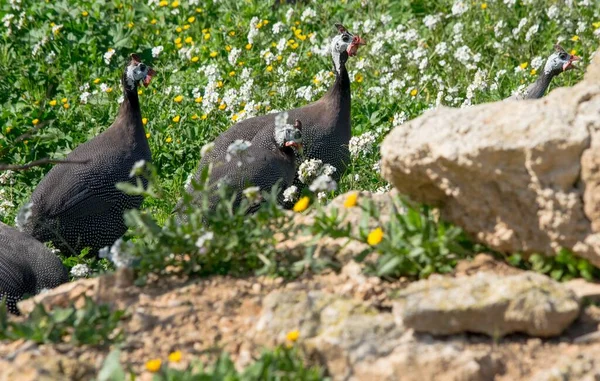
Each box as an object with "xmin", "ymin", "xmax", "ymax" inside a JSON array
[
  {"xmin": 381, "ymin": 47, "xmax": 600, "ymax": 266},
  {"xmin": 253, "ymin": 290, "xmax": 501, "ymax": 381},
  {"xmin": 394, "ymin": 272, "xmax": 580, "ymax": 337}
]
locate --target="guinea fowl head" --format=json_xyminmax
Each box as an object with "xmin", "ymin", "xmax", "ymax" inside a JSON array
[
  {"xmin": 123, "ymin": 53, "xmax": 156, "ymax": 91},
  {"xmin": 331, "ymin": 23, "xmax": 365, "ymax": 72},
  {"xmin": 274, "ymin": 113, "xmax": 303, "ymax": 155},
  {"xmin": 543, "ymin": 44, "xmax": 580, "ymax": 77}
]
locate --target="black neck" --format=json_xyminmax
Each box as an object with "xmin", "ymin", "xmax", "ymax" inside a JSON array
[
  {"xmin": 525, "ymin": 71, "xmax": 555, "ymax": 100},
  {"xmin": 119, "ymin": 80, "xmax": 143, "ymax": 125}
]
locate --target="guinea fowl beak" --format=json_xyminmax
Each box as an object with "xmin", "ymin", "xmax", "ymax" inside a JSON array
[
  {"xmin": 563, "ymin": 55, "xmax": 581, "ymax": 71},
  {"xmin": 143, "ymin": 68, "xmax": 156, "ymax": 87},
  {"xmin": 285, "ymin": 141, "xmax": 303, "ymax": 155},
  {"xmin": 347, "ymin": 35, "xmax": 365, "ymax": 57}
]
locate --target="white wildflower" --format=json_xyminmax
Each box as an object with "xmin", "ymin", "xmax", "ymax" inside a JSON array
[
  {"xmin": 98, "ymin": 239, "xmax": 134, "ymax": 269},
  {"xmin": 454, "ymin": 45, "xmax": 472, "ymax": 64},
  {"xmin": 451, "ymin": 1, "xmax": 469, "ymax": 16},
  {"xmin": 296, "ymin": 85, "xmax": 315, "ymax": 101},
  {"xmin": 152, "ymin": 45, "xmax": 164, "ymax": 58},
  {"xmin": 525, "ymin": 24, "xmax": 539, "ymax": 42},
  {"xmin": 79, "ymin": 91, "xmax": 91, "ymax": 104},
  {"xmin": 283, "ymin": 185, "xmax": 298, "ymax": 203},
  {"xmin": 129, "ymin": 160, "xmax": 146, "ymax": 177},
  {"xmin": 272, "ymin": 22, "xmax": 284, "ymax": 34},
  {"xmin": 531, "ymin": 56, "xmax": 544, "ymax": 69},
  {"xmin": 317, "ymin": 192, "xmax": 327, "ymax": 203},
  {"xmin": 228, "ymin": 47, "xmax": 241, "ymax": 66},
  {"xmin": 226, "ymin": 140, "xmax": 252, "ymax": 163},
  {"xmin": 0, "ymin": 170, "xmax": 15, "ymax": 185},
  {"xmin": 51, "ymin": 24, "xmax": 63, "ymax": 35},
  {"xmin": 104, "ymin": 48, "xmax": 115, "ymax": 65},
  {"xmin": 242, "ymin": 186, "xmax": 262, "ymax": 205},
  {"xmin": 286, "ymin": 52, "xmax": 299, "ymax": 68},
  {"xmin": 300, "ymin": 8, "xmax": 316, "ymax": 22},
  {"xmin": 195, "ymin": 231, "xmax": 214, "ymax": 253},
  {"xmin": 298, "ymin": 158, "xmax": 323, "ymax": 184},
  {"xmin": 321, "ymin": 164, "xmax": 336, "ymax": 177},
  {"xmin": 247, "ymin": 16, "xmax": 260, "ymax": 44},
  {"xmin": 434, "ymin": 42, "xmax": 448, "ymax": 56},
  {"xmin": 423, "ymin": 14, "xmax": 440, "ymax": 29},
  {"xmin": 349, "ymin": 131, "xmax": 377, "ymax": 158},
  {"xmin": 309, "ymin": 174, "xmax": 337, "ymax": 193},
  {"xmin": 546, "ymin": 5, "xmax": 559, "ymax": 19},
  {"xmin": 70, "ymin": 264, "xmax": 90, "ymax": 278}
]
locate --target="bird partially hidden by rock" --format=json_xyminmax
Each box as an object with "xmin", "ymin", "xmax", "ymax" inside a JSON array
[
  {"xmin": 20, "ymin": 54, "xmax": 155, "ymax": 257},
  {"xmin": 508, "ymin": 44, "xmax": 580, "ymax": 100},
  {"xmin": 179, "ymin": 117, "xmax": 303, "ymax": 216},
  {"xmin": 192, "ymin": 23, "xmax": 365, "ymax": 204},
  {"xmin": 0, "ymin": 222, "xmax": 68, "ymax": 315}
]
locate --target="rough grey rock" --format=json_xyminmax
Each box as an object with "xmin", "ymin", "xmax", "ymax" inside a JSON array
[
  {"xmin": 253, "ymin": 290, "xmax": 502, "ymax": 381},
  {"xmin": 380, "ymin": 47, "xmax": 600, "ymax": 266},
  {"xmin": 394, "ymin": 272, "xmax": 580, "ymax": 337}
]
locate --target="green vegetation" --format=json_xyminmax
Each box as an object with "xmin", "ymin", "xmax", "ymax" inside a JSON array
[
  {"xmin": 1, "ymin": 0, "xmax": 599, "ymax": 281},
  {"xmin": 0, "ymin": 297, "xmax": 125, "ymax": 345},
  {"xmin": 99, "ymin": 346, "xmax": 328, "ymax": 381}
]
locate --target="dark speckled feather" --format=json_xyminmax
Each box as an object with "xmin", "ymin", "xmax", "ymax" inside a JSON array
[
  {"xmin": 0, "ymin": 223, "xmax": 67, "ymax": 315},
  {"xmin": 21, "ymin": 58, "xmax": 153, "ymax": 256}
]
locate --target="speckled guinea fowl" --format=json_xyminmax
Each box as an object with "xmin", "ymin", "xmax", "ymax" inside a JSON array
[
  {"xmin": 0, "ymin": 222, "xmax": 68, "ymax": 315},
  {"xmin": 199, "ymin": 23, "xmax": 364, "ymax": 186},
  {"xmin": 21, "ymin": 54, "xmax": 155, "ymax": 257},
  {"xmin": 508, "ymin": 45, "xmax": 580, "ymax": 100},
  {"xmin": 187, "ymin": 118, "xmax": 303, "ymax": 214}
]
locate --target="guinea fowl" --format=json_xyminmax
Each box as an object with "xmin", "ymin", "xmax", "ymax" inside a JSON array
[
  {"xmin": 21, "ymin": 54, "xmax": 155, "ymax": 257},
  {"xmin": 0, "ymin": 222, "xmax": 68, "ymax": 315},
  {"xmin": 198, "ymin": 23, "xmax": 364, "ymax": 190},
  {"xmin": 181, "ymin": 117, "xmax": 303, "ymax": 215},
  {"xmin": 508, "ymin": 45, "xmax": 580, "ymax": 100}
]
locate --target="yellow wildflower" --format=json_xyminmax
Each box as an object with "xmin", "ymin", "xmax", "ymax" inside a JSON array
[
  {"xmin": 570, "ymin": 49, "xmax": 577, "ymax": 56},
  {"xmin": 266, "ymin": 65, "xmax": 273, "ymax": 72},
  {"xmin": 188, "ymin": 16, "xmax": 195, "ymax": 23},
  {"xmin": 225, "ymin": 45, "xmax": 232, "ymax": 52},
  {"xmin": 185, "ymin": 36, "xmax": 193, "ymax": 44},
  {"xmin": 138, "ymin": 89, "xmax": 143, "ymax": 95},
  {"xmin": 61, "ymin": 97, "xmax": 68, "ymax": 103},
  {"xmin": 344, "ymin": 192, "xmax": 358, "ymax": 208},
  {"xmin": 229, "ymin": 31, "xmax": 235, "ymax": 36},
  {"xmin": 171, "ymin": 0, "xmax": 179, "ymax": 7},
  {"xmin": 229, "ymin": 71, "xmax": 235, "ymax": 77},
  {"xmin": 191, "ymin": 114, "xmax": 199, "ymax": 120},
  {"xmin": 183, "ymin": 24, "xmax": 190, "ymax": 30},
  {"xmin": 81, "ymin": 11, "xmax": 89, "ymax": 17},
  {"xmin": 93, "ymin": 78, "xmax": 101, "ymax": 84},
  {"xmin": 174, "ymin": 95, "xmax": 183, "ymax": 103},
  {"xmin": 196, "ymin": 7, "xmax": 203, "ymax": 13},
  {"xmin": 210, "ymin": 51, "xmax": 218, "ymax": 58},
  {"xmin": 481, "ymin": 3, "xmax": 487, "ymax": 9},
  {"xmin": 176, "ymin": 43, "xmax": 183, "ymax": 49},
  {"xmin": 530, "ymin": 69, "xmax": 537, "ymax": 76},
  {"xmin": 128, "ymin": 22, "xmax": 134, "ymax": 28},
  {"xmin": 245, "ymin": 43, "xmax": 252, "ymax": 50},
  {"xmin": 142, "ymin": 118, "xmax": 148, "ymax": 125},
  {"xmin": 168, "ymin": 351, "xmax": 182, "ymax": 363},
  {"xmin": 174, "ymin": 37, "xmax": 182, "ymax": 44},
  {"xmin": 32, "ymin": 119, "xmax": 39, "ymax": 126},
  {"xmin": 410, "ymin": 88, "xmax": 418, "ymax": 97},
  {"xmin": 367, "ymin": 227, "xmax": 384, "ymax": 246},
  {"xmin": 6, "ymin": 126, "xmax": 12, "ymax": 134},
  {"xmin": 232, "ymin": 114, "xmax": 239, "ymax": 121},
  {"xmin": 354, "ymin": 73, "xmax": 363, "ymax": 83},
  {"xmin": 293, "ymin": 197, "xmax": 310, "ymax": 213},
  {"xmin": 176, "ymin": 27, "xmax": 182, "ymax": 33},
  {"xmin": 106, "ymin": 87, "xmax": 113, "ymax": 93},
  {"xmin": 593, "ymin": 22, "xmax": 600, "ymax": 29},
  {"xmin": 217, "ymin": 81, "xmax": 223, "ymax": 88},
  {"xmin": 286, "ymin": 330, "xmax": 300, "ymax": 342},
  {"xmin": 218, "ymin": 103, "xmax": 226, "ymax": 110},
  {"xmin": 571, "ymin": 35, "xmax": 580, "ymax": 42},
  {"xmin": 191, "ymin": 56, "xmax": 199, "ymax": 62},
  {"xmin": 201, "ymin": 114, "xmax": 207, "ymax": 120},
  {"xmin": 204, "ymin": 33, "xmax": 210, "ymax": 40},
  {"xmin": 150, "ymin": 19, "xmax": 157, "ymax": 24},
  {"xmin": 195, "ymin": 96, "xmax": 203, "ymax": 103},
  {"xmin": 145, "ymin": 359, "xmax": 161, "ymax": 372},
  {"xmin": 146, "ymin": 132, "xmax": 151, "ymax": 138},
  {"xmin": 166, "ymin": 137, "xmax": 173, "ymax": 143},
  {"xmin": 172, "ymin": 115, "xmax": 180, "ymax": 123},
  {"xmin": 49, "ymin": 99, "xmax": 57, "ymax": 106},
  {"xmin": 519, "ymin": 62, "xmax": 528, "ymax": 69},
  {"xmin": 63, "ymin": 103, "xmax": 70, "ymax": 109}
]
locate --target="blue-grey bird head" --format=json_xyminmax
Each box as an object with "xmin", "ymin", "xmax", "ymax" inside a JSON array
[
  {"xmin": 274, "ymin": 117, "xmax": 303, "ymax": 155},
  {"xmin": 124, "ymin": 54, "xmax": 156, "ymax": 90},
  {"xmin": 543, "ymin": 44, "xmax": 580, "ymax": 77},
  {"xmin": 330, "ymin": 23, "xmax": 365, "ymax": 72}
]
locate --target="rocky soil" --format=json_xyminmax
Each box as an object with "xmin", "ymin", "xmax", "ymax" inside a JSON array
[{"xmin": 3, "ymin": 253, "xmax": 600, "ymax": 381}]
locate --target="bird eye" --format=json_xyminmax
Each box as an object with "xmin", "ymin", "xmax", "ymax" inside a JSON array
[
  {"xmin": 342, "ymin": 35, "xmax": 350, "ymax": 43},
  {"xmin": 559, "ymin": 52, "xmax": 568, "ymax": 60},
  {"xmin": 139, "ymin": 63, "xmax": 147, "ymax": 71}
]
